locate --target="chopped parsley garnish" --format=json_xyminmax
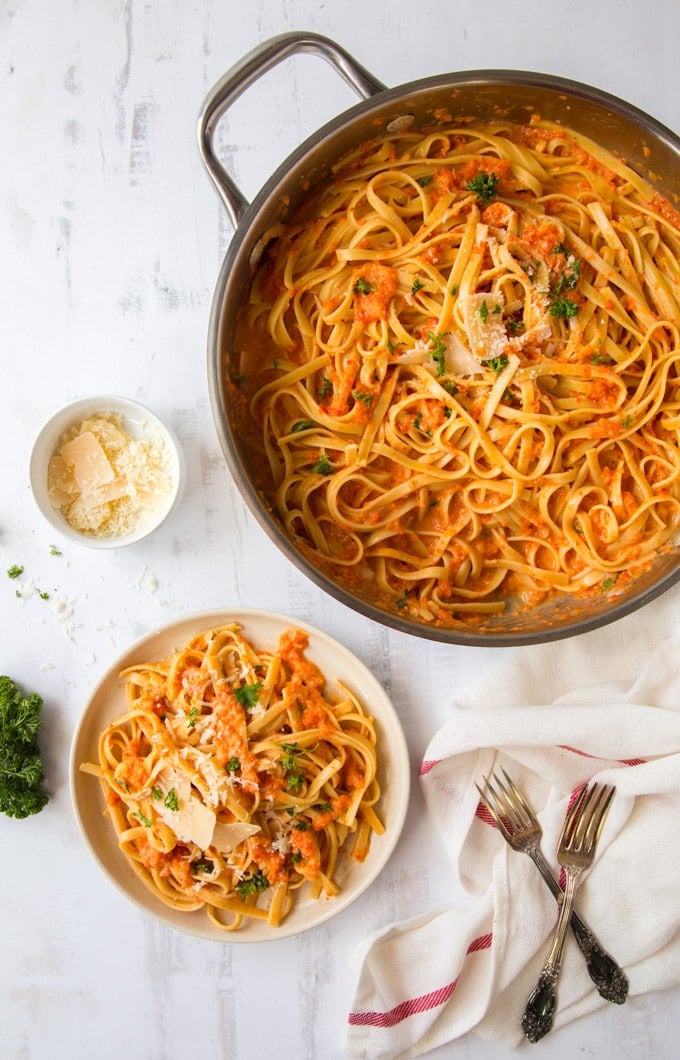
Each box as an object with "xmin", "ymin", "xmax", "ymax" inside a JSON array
[
  {"xmin": 316, "ymin": 802, "xmax": 332, "ymax": 813},
  {"xmin": 417, "ymin": 174, "xmax": 433, "ymax": 186},
  {"xmin": 152, "ymin": 786, "xmax": 163, "ymax": 800},
  {"xmin": 353, "ymin": 276, "xmax": 376, "ymax": 295},
  {"xmin": 226, "ymin": 756, "xmax": 241, "ymax": 772},
  {"xmin": 396, "ymin": 589, "xmax": 410, "ymax": 609},
  {"xmin": 234, "ymin": 681, "xmax": 262, "ymax": 709},
  {"xmin": 7, "ymin": 565, "xmax": 23, "ymax": 580},
  {"xmin": 49, "ymin": 545, "xmax": 62, "ymax": 556},
  {"xmin": 312, "ymin": 454, "xmax": 333, "ymax": 475},
  {"xmin": 549, "ymin": 296, "xmax": 579, "ymax": 319},
  {"xmin": 133, "ymin": 810, "xmax": 152, "ymax": 828},
  {"xmin": 590, "ymin": 352, "xmax": 614, "ymax": 365},
  {"xmin": 192, "ymin": 858, "xmax": 214, "ymax": 875},
  {"xmin": 466, "ymin": 171, "xmax": 499, "ymax": 205},
  {"xmin": 479, "ymin": 300, "xmax": 489, "ymax": 323},
  {"xmin": 411, "ymin": 277, "xmax": 425, "ymax": 295},
  {"xmin": 281, "ymin": 743, "xmax": 305, "ymax": 792},
  {"xmin": 37, "ymin": 590, "xmax": 49, "ymax": 601},
  {"xmin": 547, "ymin": 252, "xmax": 581, "ymax": 317},
  {"xmin": 235, "ymin": 870, "xmax": 269, "ymax": 898},
  {"xmin": 164, "ymin": 787, "xmax": 180, "ymax": 811},
  {"xmin": 291, "ymin": 419, "xmax": 316, "ymax": 433},
  {"xmin": 482, "ymin": 354, "xmax": 509, "ymax": 374},
  {"xmin": 601, "ymin": 574, "xmax": 619, "ymax": 593},
  {"xmin": 352, "ymin": 390, "xmax": 373, "ymax": 407},
  {"xmin": 428, "ymin": 331, "xmax": 447, "ymax": 376},
  {"xmin": 293, "ymin": 820, "xmax": 310, "ymax": 831},
  {"xmin": 621, "ymin": 414, "xmax": 634, "ymax": 428},
  {"xmin": 507, "ymin": 318, "xmax": 524, "ymax": 334},
  {"xmin": 318, "ymin": 376, "xmax": 332, "ymax": 399},
  {"xmin": 186, "ymin": 706, "xmax": 200, "ymax": 728}
]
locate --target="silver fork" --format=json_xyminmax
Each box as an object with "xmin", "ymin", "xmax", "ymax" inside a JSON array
[
  {"xmin": 518, "ymin": 779, "xmax": 616, "ymax": 1042},
  {"xmin": 477, "ymin": 770, "xmax": 627, "ymax": 1010}
]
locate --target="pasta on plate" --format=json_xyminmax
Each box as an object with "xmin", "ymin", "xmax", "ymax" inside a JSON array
[
  {"xmin": 80, "ymin": 623, "xmax": 383, "ymax": 932},
  {"xmin": 232, "ymin": 118, "xmax": 680, "ymax": 628}
]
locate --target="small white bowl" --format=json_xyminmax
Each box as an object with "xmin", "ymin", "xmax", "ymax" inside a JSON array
[{"xmin": 29, "ymin": 395, "xmax": 185, "ymax": 548}]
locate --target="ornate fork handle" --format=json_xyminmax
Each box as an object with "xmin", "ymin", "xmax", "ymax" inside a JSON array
[
  {"xmin": 522, "ymin": 864, "xmax": 581, "ymax": 1042},
  {"xmin": 526, "ymin": 848, "xmax": 628, "ymax": 1004}
]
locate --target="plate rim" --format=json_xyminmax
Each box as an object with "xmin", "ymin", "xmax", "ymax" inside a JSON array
[{"xmin": 68, "ymin": 607, "xmax": 411, "ymax": 942}]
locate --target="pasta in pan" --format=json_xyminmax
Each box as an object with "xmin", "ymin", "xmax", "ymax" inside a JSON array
[
  {"xmin": 232, "ymin": 117, "xmax": 680, "ymax": 627},
  {"xmin": 80, "ymin": 623, "xmax": 382, "ymax": 931}
]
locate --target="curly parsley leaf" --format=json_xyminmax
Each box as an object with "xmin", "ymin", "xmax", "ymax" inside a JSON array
[
  {"xmin": 0, "ymin": 675, "xmax": 49, "ymax": 819},
  {"xmin": 466, "ymin": 171, "xmax": 499, "ymax": 205}
]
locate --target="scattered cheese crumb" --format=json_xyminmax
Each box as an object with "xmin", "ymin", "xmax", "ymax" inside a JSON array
[{"xmin": 47, "ymin": 412, "xmax": 173, "ymax": 538}]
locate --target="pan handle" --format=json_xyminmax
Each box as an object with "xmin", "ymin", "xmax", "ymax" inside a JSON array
[{"xmin": 197, "ymin": 31, "xmax": 387, "ymax": 228}]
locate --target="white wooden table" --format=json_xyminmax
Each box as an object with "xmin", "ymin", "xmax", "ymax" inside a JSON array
[{"xmin": 2, "ymin": 2, "xmax": 678, "ymax": 1057}]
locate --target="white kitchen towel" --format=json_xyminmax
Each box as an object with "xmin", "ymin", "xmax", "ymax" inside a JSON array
[{"xmin": 345, "ymin": 588, "xmax": 680, "ymax": 1058}]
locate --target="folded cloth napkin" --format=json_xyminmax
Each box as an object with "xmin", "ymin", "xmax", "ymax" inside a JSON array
[{"xmin": 346, "ymin": 589, "xmax": 680, "ymax": 1058}]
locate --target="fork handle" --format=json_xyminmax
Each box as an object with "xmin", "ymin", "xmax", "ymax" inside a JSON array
[
  {"xmin": 528, "ymin": 849, "xmax": 628, "ymax": 1004},
  {"xmin": 522, "ymin": 867, "xmax": 579, "ymax": 1042}
]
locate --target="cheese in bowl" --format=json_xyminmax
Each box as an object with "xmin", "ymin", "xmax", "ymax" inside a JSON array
[{"xmin": 30, "ymin": 396, "xmax": 185, "ymax": 548}]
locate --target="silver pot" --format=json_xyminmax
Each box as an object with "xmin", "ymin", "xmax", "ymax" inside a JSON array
[{"xmin": 199, "ymin": 31, "xmax": 680, "ymax": 646}]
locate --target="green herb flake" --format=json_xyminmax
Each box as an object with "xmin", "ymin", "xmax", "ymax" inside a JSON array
[
  {"xmin": 417, "ymin": 174, "xmax": 433, "ymax": 186},
  {"xmin": 226, "ymin": 757, "xmax": 241, "ymax": 772},
  {"xmin": 549, "ymin": 296, "xmax": 579, "ymax": 319},
  {"xmin": 133, "ymin": 810, "xmax": 152, "ymax": 828},
  {"xmin": 482, "ymin": 354, "xmax": 509, "ymax": 374},
  {"xmin": 192, "ymin": 858, "xmax": 214, "ymax": 875},
  {"xmin": 396, "ymin": 589, "xmax": 409, "ymax": 609},
  {"xmin": 235, "ymin": 870, "xmax": 269, "ymax": 898},
  {"xmin": 7, "ymin": 565, "xmax": 23, "ymax": 580},
  {"xmin": 466, "ymin": 171, "xmax": 500, "ymax": 205},
  {"xmin": 186, "ymin": 706, "xmax": 200, "ymax": 729},
  {"xmin": 318, "ymin": 376, "xmax": 332, "ymax": 400},
  {"xmin": 152, "ymin": 786, "xmax": 163, "ymax": 800},
  {"xmin": 291, "ymin": 420, "xmax": 316, "ymax": 433},
  {"xmin": 234, "ymin": 681, "xmax": 262, "ymax": 709},
  {"xmin": 411, "ymin": 277, "xmax": 425, "ymax": 295},
  {"xmin": 353, "ymin": 277, "xmax": 377, "ymax": 295},
  {"xmin": 312, "ymin": 454, "xmax": 333, "ymax": 475},
  {"xmin": 49, "ymin": 545, "xmax": 62, "ymax": 556},
  {"xmin": 428, "ymin": 331, "xmax": 447, "ymax": 376},
  {"xmin": 479, "ymin": 300, "xmax": 489, "ymax": 323},
  {"xmin": 164, "ymin": 787, "xmax": 180, "ymax": 811},
  {"xmin": 353, "ymin": 390, "xmax": 373, "ymax": 407}
]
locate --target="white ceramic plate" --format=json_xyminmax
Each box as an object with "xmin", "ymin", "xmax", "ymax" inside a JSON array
[{"xmin": 69, "ymin": 609, "xmax": 411, "ymax": 941}]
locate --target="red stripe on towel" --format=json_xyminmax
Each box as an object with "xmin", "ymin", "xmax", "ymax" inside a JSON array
[
  {"xmin": 559, "ymin": 745, "xmax": 645, "ymax": 766},
  {"xmin": 347, "ymin": 934, "xmax": 492, "ymax": 1028},
  {"xmin": 419, "ymin": 758, "xmax": 440, "ymax": 775}
]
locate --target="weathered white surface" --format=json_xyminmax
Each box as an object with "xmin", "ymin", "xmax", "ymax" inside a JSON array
[{"xmin": 1, "ymin": 1, "xmax": 678, "ymax": 1057}]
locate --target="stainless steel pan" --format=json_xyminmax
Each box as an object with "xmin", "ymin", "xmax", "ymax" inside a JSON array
[{"xmin": 198, "ymin": 31, "xmax": 680, "ymax": 645}]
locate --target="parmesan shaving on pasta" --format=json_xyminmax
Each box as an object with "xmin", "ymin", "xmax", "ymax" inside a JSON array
[{"xmin": 48, "ymin": 413, "xmax": 172, "ymax": 537}]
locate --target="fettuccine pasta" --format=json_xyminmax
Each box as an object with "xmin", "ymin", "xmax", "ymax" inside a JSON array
[
  {"xmin": 231, "ymin": 118, "xmax": 680, "ymax": 627},
  {"xmin": 80, "ymin": 623, "xmax": 383, "ymax": 931}
]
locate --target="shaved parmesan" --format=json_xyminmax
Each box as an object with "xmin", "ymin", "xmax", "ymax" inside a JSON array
[
  {"xmin": 212, "ymin": 821, "xmax": 261, "ymax": 853},
  {"xmin": 460, "ymin": 293, "xmax": 507, "ymax": 361},
  {"xmin": 151, "ymin": 769, "xmax": 214, "ymax": 849},
  {"xmin": 47, "ymin": 412, "xmax": 172, "ymax": 537}
]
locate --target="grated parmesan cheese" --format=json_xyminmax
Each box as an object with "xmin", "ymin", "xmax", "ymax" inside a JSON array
[{"xmin": 47, "ymin": 412, "xmax": 172, "ymax": 537}]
